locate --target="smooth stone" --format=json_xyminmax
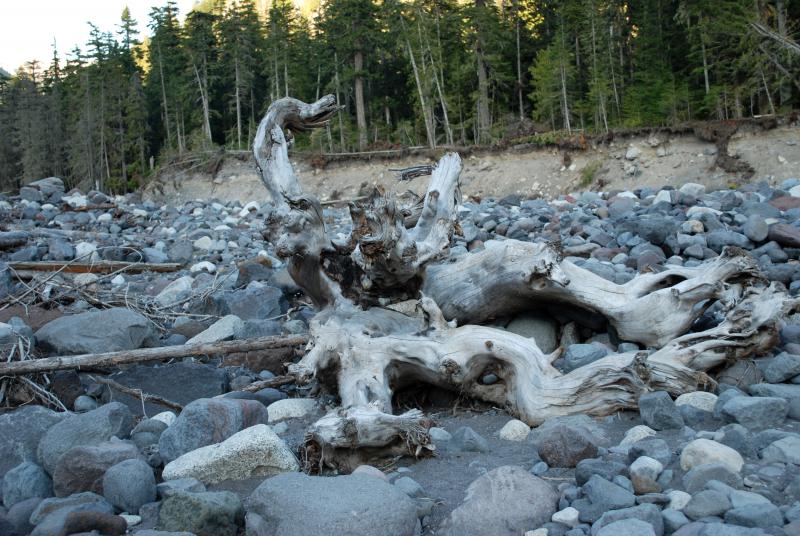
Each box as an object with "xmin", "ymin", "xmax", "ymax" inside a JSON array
[
  {"xmin": 498, "ymin": 419, "xmax": 531, "ymax": 441},
  {"xmin": 680, "ymin": 439, "xmax": 744, "ymax": 473},
  {"xmin": 102, "ymin": 458, "xmax": 156, "ymax": 514},
  {"xmin": 266, "ymin": 398, "xmax": 316, "ymax": 423}
]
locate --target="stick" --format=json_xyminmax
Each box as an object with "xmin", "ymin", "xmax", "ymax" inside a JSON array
[
  {"xmin": 0, "ymin": 334, "xmax": 309, "ymax": 376},
  {"xmin": 238, "ymin": 374, "xmax": 298, "ymax": 392},
  {"xmin": 7, "ymin": 260, "xmax": 183, "ymax": 274},
  {"xmin": 91, "ymin": 375, "xmax": 184, "ymax": 412}
]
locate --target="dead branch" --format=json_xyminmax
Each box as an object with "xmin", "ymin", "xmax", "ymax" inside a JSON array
[
  {"xmin": 7, "ymin": 260, "xmax": 182, "ymax": 274},
  {"xmin": 92, "ymin": 375, "xmax": 184, "ymax": 412},
  {"xmin": 0, "ymin": 334, "xmax": 309, "ymax": 376}
]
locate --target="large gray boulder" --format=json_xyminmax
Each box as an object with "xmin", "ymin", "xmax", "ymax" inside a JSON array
[
  {"xmin": 245, "ymin": 472, "xmax": 418, "ymax": 536},
  {"xmin": 2, "ymin": 462, "xmax": 52, "ymax": 508},
  {"xmin": 35, "ymin": 307, "xmax": 153, "ymax": 355},
  {"xmin": 0, "ymin": 406, "xmax": 64, "ymax": 478},
  {"xmin": 438, "ymin": 466, "xmax": 558, "ymax": 536},
  {"xmin": 102, "ymin": 458, "xmax": 156, "ymax": 514},
  {"xmin": 158, "ymin": 490, "xmax": 243, "ymax": 536},
  {"xmin": 158, "ymin": 398, "xmax": 269, "ymax": 463},
  {"xmin": 37, "ymin": 402, "xmax": 134, "ymax": 475},
  {"xmin": 105, "ymin": 362, "xmax": 228, "ymax": 416},
  {"xmin": 51, "ymin": 439, "xmax": 140, "ymax": 497}
]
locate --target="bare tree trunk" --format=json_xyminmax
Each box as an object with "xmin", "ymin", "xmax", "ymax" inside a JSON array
[
  {"xmin": 157, "ymin": 44, "xmax": 172, "ymax": 149},
  {"xmin": 406, "ymin": 38, "xmax": 435, "ymax": 149},
  {"xmin": 516, "ymin": 16, "xmax": 524, "ymax": 121},
  {"xmin": 334, "ymin": 52, "xmax": 346, "ymax": 151},
  {"xmin": 354, "ymin": 51, "xmax": 368, "ymax": 151},
  {"xmin": 193, "ymin": 61, "xmax": 213, "ymax": 144},
  {"xmin": 701, "ymin": 37, "xmax": 711, "ymax": 95},
  {"xmin": 235, "ymin": 57, "xmax": 242, "ymax": 150}
]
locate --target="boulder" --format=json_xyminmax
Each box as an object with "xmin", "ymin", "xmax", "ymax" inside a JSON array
[
  {"xmin": 0, "ymin": 406, "xmax": 64, "ymax": 478},
  {"xmin": 595, "ymin": 519, "xmax": 656, "ymax": 536},
  {"xmin": 29, "ymin": 492, "xmax": 114, "ymax": 536},
  {"xmin": 157, "ymin": 398, "xmax": 269, "ymax": 463},
  {"xmin": 760, "ymin": 435, "xmax": 800, "ymax": 465},
  {"xmin": 186, "ymin": 315, "xmax": 243, "ymax": 344},
  {"xmin": 747, "ymin": 383, "xmax": 800, "ymax": 419},
  {"xmin": 220, "ymin": 282, "xmax": 286, "ymax": 320},
  {"xmin": 35, "ymin": 308, "xmax": 152, "ymax": 355},
  {"xmin": 720, "ymin": 396, "xmax": 788, "ymax": 430},
  {"xmin": 449, "ymin": 426, "xmax": 489, "ymax": 453},
  {"xmin": 158, "ymin": 491, "xmax": 243, "ymax": 536},
  {"xmin": 52, "ymin": 440, "xmax": 141, "ymax": 497},
  {"xmin": 2, "ymin": 462, "xmax": 52, "ymax": 508},
  {"xmin": 266, "ymin": 398, "xmax": 317, "ymax": 423},
  {"xmin": 638, "ymin": 391, "xmax": 684, "ymax": 430},
  {"xmin": 591, "ymin": 504, "xmax": 663, "ymax": 535},
  {"xmin": 505, "ymin": 313, "xmax": 558, "ymax": 353},
  {"xmin": 724, "ymin": 503, "xmax": 784, "ymax": 529},
  {"xmin": 102, "ymin": 458, "xmax": 156, "ymax": 514},
  {"xmin": 438, "ymin": 466, "xmax": 558, "ymax": 536},
  {"xmin": 680, "ymin": 439, "xmax": 744, "ymax": 473},
  {"xmin": 162, "ymin": 424, "xmax": 298, "ymax": 484},
  {"xmin": 104, "ymin": 362, "xmax": 228, "ymax": 416},
  {"xmin": 537, "ymin": 423, "xmax": 599, "ymax": 467},
  {"xmin": 245, "ymin": 472, "xmax": 418, "ymax": 536},
  {"xmin": 682, "ymin": 462, "xmax": 743, "ymax": 494},
  {"xmin": 763, "ymin": 353, "xmax": 800, "ymax": 383},
  {"xmin": 684, "ymin": 489, "xmax": 731, "ymax": 520},
  {"xmin": 583, "ymin": 475, "xmax": 636, "ymax": 511},
  {"xmin": 37, "ymin": 402, "xmax": 134, "ymax": 475},
  {"xmin": 630, "ymin": 456, "xmax": 663, "ymax": 494},
  {"xmin": 675, "ymin": 392, "xmax": 718, "ymax": 412}
]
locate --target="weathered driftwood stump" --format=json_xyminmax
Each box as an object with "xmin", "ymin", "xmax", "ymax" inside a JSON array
[{"xmin": 254, "ymin": 96, "xmax": 796, "ymax": 472}]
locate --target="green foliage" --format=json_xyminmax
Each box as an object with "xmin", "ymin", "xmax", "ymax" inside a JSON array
[
  {"xmin": 0, "ymin": 0, "xmax": 797, "ymax": 192},
  {"xmin": 579, "ymin": 159, "xmax": 603, "ymax": 188}
]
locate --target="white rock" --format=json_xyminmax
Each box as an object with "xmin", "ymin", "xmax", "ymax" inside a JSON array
[
  {"xmin": 630, "ymin": 456, "xmax": 664, "ymax": 480},
  {"xmin": 239, "ymin": 201, "xmax": 260, "ymax": 217},
  {"xmin": 74, "ymin": 273, "xmax": 99, "ymax": 287},
  {"xmin": 211, "ymin": 202, "xmax": 225, "ymax": 211},
  {"xmin": 497, "ymin": 419, "xmax": 530, "ymax": 441},
  {"xmin": 63, "ymin": 193, "xmax": 88, "ymax": 208},
  {"xmin": 619, "ymin": 425, "xmax": 657, "ymax": 446},
  {"xmin": 680, "ymin": 438, "xmax": 744, "ymax": 473},
  {"xmin": 679, "ymin": 183, "xmax": 706, "ymax": 197},
  {"xmin": 152, "ymin": 411, "xmax": 177, "ymax": 426},
  {"xmin": 74, "ymin": 242, "xmax": 98, "ymax": 261},
  {"xmin": 352, "ymin": 465, "xmax": 389, "ymax": 482},
  {"xmin": 616, "ymin": 191, "xmax": 639, "ymax": 199},
  {"xmin": 192, "ymin": 208, "xmax": 204, "ymax": 217},
  {"xmin": 551, "ymin": 506, "xmax": 579, "ymax": 528},
  {"xmin": 667, "ymin": 490, "xmax": 692, "ymax": 511},
  {"xmin": 761, "ymin": 436, "xmax": 800, "ymax": 465},
  {"xmin": 132, "ymin": 208, "xmax": 149, "ymax": 218},
  {"xmin": 162, "ymin": 424, "xmax": 299, "ymax": 484},
  {"xmin": 789, "ymin": 184, "xmax": 800, "ymax": 198},
  {"xmin": 224, "ymin": 216, "xmax": 239, "ymax": 225},
  {"xmin": 193, "ymin": 236, "xmax": 214, "ymax": 251},
  {"xmin": 778, "ymin": 155, "xmax": 788, "ymax": 165},
  {"xmin": 625, "ymin": 146, "xmax": 641, "ymax": 160},
  {"xmin": 267, "ymin": 398, "xmax": 317, "ymax": 423},
  {"xmin": 675, "ymin": 391, "xmax": 718, "ymax": 412},
  {"xmin": 120, "ymin": 514, "xmax": 141, "ymax": 527},
  {"xmin": 97, "ymin": 213, "xmax": 112, "ymax": 223},
  {"xmin": 155, "ymin": 276, "xmax": 194, "ymax": 307},
  {"xmin": 214, "ymin": 225, "xmax": 231, "ymax": 231},
  {"xmin": 190, "ymin": 261, "xmax": 216, "ymax": 274},
  {"xmin": 109, "ymin": 275, "xmax": 125, "ymax": 287},
  {"xmin": 653, "ymin": 190, "xmax": 673, "ymax": 205},
  {"xmin": 187, "ymin": 315, "xmax": 243, "ymax": 344},
  {"xmin": 525, "ymin": 530, "xmax": 548, "ymax": 536},
  {"xmin": 686, "ymin": 206, "xmax": 722, "ymax": 218}
]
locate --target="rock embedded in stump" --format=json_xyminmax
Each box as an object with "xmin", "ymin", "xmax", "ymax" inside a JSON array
[
  {"xmin": 537, "ymin": 423, "xmax": 599, "ymax": 467},
  {"xmin": 438, "ymin": 466, "xmax": 558, "ymax": 536},
  {"xmin": 157, "ymin": 398, "xmax": 268, "ymax": 463},
  {"xmin": 638, "ymin": 391, "xmax": 684, "ymax": 430},
  {"xmin": 245, "ymin": 472, "xmax": 418, "ymax": 536},
  {"xmin": 162, "ymin": 424, "xmax": 298, "ymax": 484}
]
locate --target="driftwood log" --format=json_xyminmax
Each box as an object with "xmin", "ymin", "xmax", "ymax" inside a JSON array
[{"xmin": 255, "ymin": 96, "xmax": 795, "ymax": 471}]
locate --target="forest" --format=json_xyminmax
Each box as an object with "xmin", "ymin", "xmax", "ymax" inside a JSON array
[{"xmin": 0, "ymin": 0, "xmax": 797, "ymax": 194}]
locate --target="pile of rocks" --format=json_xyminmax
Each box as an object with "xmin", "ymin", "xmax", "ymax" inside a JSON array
[{"xmin": 0, "ymin": 174, "xmax": 799, "ymax": 535}]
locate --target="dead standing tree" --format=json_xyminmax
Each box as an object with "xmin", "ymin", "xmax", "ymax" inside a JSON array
[{"xmin": 255, "ymin": 95, "xmax": 796, "ymax": 472}]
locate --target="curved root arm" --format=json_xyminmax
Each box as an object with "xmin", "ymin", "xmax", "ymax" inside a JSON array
[
  {"xmin": 292, "ymin": 283, "xmax": 787, "ymax": 469},
  {"xmin": 253, "ymin": 95, "xmax": 339, "ymax": 209},
  {"xmin": 423, "ymin": 241, "xmax": 762, "ymax": 347}
]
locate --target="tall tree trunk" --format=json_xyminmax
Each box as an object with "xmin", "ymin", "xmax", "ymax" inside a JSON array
[
  {"xmin": 701, "ymin": 36, "xmax": 710, "ymax": 95},
  {"xmin": 354, "ymin": 50, "xmax": 367, "ymax": 151},
  {"xmin": 474, "ymin": 0, "xmax": 491, "ymax": 145},
  {"xmin": 334, "ymin": 52, "xmax": 345, "ymax": 151},
  {"xmin": 516, "ymin": 16, "xmax": 524, "ymax": 121},
  {"xmin": 235, "ymin": 56, "xmax": 242, "ymax": 150},
  {"xmin": 193, "ymin": 61, "xmax": 212, "ymax": 144},
  {"xmin": 406, "ymin": 38, "xmax": 435, "ymax": 149},
  {"xmin": 156, "ymin": 44, "xmax": 172, "ymax": 149}
]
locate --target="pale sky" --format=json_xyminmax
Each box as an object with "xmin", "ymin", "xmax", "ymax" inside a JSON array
[{"xmin": 0, "ymin": 0, "xmax": 197, "ymax": 73}]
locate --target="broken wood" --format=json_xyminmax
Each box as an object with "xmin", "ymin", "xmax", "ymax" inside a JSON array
[
  {"xmin": 7, "ymin": 260, "xmax": 183, "ymax": 274},
  {"xmin": 92, "ymin": 375, "xmax": 184, "ymax": 412},
  {"xmin": 0, "ymin": 334, "xmax": 309, "ymax": 376}
]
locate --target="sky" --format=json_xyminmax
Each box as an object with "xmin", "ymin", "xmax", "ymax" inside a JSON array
[{"xmin": 0, "ymin": 0, "xmax": 197, "ymax": 74}]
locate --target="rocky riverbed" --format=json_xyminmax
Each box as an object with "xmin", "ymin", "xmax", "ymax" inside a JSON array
[{"xmin": 1, "ymin": 175, "xmax": 800, "ymax": 536}]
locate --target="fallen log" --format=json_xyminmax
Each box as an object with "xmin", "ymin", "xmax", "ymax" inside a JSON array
[
  {"xmin": 7, "ymin": 260, "xmax": 183, "ymax": 274},
  {"xmin": 0, "ymin": 334, "xmax": 309, "ymax": 376}
]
